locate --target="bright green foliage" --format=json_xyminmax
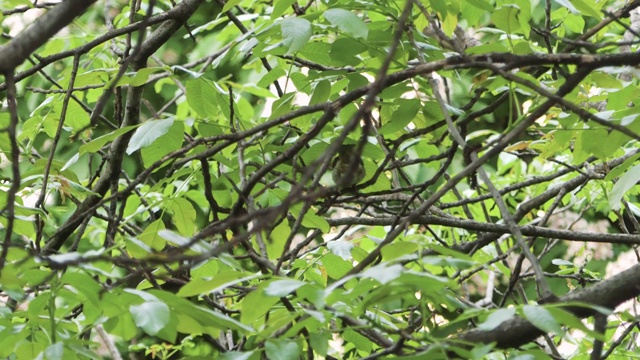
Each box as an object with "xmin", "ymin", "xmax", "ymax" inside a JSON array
[{"xmin": 1, "ymin": 0, "xmax": 640, "ymax": 358}]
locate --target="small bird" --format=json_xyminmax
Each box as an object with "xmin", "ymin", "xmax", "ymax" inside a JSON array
[{"xmin": 332, "ymin": 144, "xmax": 365, "ymax": 188}]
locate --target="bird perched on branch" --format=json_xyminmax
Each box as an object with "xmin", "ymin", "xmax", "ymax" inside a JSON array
[{"xmin": 332, "ymin": 144, "xmax": 365, "ymax": 188}]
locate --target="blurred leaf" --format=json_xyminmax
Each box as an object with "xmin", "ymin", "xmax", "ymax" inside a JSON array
[
  {"xmin": 521, "ymin": 305, "xmax": 563, "ymax": 335},
  {"xmin": 265, "ymin": 339, "xmax": 301, "ymax": 360},
  {"xmin": 151, "ymin": 290, "xmax": 254, "ymax": 333},
  {"xmin": 241, "ymin": 288, "xmax": 280, "ymax": 324},
  {"xmin": 554, "ymin": 0, "xmax": 578, "ymax": 13},
  {"xmin": 477, "ymin": 308, "xmax": 516, "ymax": 330},
  {"xmin": 281, "ymin": 18, "xmax": 312, "ymax": 54},
  {"xmin": 272, "ymin": 0, "xmax": 296, "ymax": 19},
  {"xmin": 130, "ymin": 301, "xmax": 171, "ymax": 336},
  {"xmin": 177, "ymin": 271, "xmax": 258, "ymax": 297},
  {"xmin": 361, "ymin": 264, "xmax": 403, "ymax": 284},
  {"xmin": 492, "ymin": 6, "xmax": 521, "ymax": 34},
  {"xmin": 294, "ymin": 207, "xmax": 330, "ymax": 232},
  {"xmin": 222, "ymin": 0, "xmax": 242, "ymax": 12},
  {"xmin": 264, "ymin": 279, "xmax": 306, "ymax": 297},
  {"xmin": 571, "ymin": 0, "xmax": 602, "ymax": 19},
  {"xmin": 79, "ymin": 125, "xmax": 139, "ymax": 154},
  {"xmin": 322, "ymin": 253, "xmax": 353, "ymax": 279},
  {"xmin": 379, "ymin": 99, "xmax": 420, "ymax": 135},
  {"xmin": 327, "ymin": 240, "xmax": 354, "ymax": 260},
  {"xmin": 609, "ymin": 163, "xmax": 640, "ymax": 210},
  {"xmin": 324, "ymin": 9, "xmax": 369, "ymax": 40}
]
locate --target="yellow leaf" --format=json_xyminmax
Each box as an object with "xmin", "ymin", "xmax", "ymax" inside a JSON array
[{"xmin": 505, "ymin": 141, "xmax": 531, "ymax": 152}]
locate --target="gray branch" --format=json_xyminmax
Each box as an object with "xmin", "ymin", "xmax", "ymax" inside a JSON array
[
  {"xmin": 458, "ymin": 263, "xmax": 640, "ymax": 348},
  {"xmin": 0, "ymin": 0, "xmax": 97, "ymax": 72}
]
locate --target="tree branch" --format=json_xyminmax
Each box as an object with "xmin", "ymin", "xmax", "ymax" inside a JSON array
[
  {"xmin": 0, "ymin": 0, "xmax": 97, "ymax": 72},
  {"xmin": 457, "ymin": 263, "xmax": 640, "ymax": 348}
]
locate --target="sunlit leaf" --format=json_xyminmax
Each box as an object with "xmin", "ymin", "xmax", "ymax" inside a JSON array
[{"xmin": 126, "ymin": 118, "xmax": 174, "ymax": 155}]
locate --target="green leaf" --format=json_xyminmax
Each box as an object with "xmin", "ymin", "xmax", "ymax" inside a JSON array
[
  {"xmin": 554, "ymin": 0, "xmax": 578, "ymax": 14},
  {"xmin": 381, "ymin": 242, "xmax": 419, "ymax": 261},
  {"xmin": 324, "ymin": 9, "xmax": 369, "ymax": 40},
  {"xmin": 298, "ymin": 42, "xmax": 334, "ymax": 65},
  {"xmin": 326, "ymin": 240, "xmax": 353, "ymax": 260},
  {"xmin": 281, "ymin": 18, "xmax": 312, "ymax": 54},
  {"xmin": 158, "ymin": 229, "xmax": 212, "ymax": 254},
  {"xmin": 477, "ymin": 308, "xmax": 515, "ymax": 331},
  {"xmin": 60, "ymin": 271, "xmax": 101, "ymax": 306},
  {"xmin": 466, "ymin": 0, "xmax": 493, "ymax": 11},
  {"xmin": 605, "ymin": 152, "xmax": 640, "ymax": 181},
  {"xmin": 118, "ymin": 67, "xmax": 164, "ymax": 87},
  {"xmin": 79, "ymin": 125, "xmax": 139, "ymax": 154},
  {"xmin": 513, "ymin": 0, "xmax": 531, "ymax": 35},
  {"xmin": 265, "ymin": 339, "xmax": 301, "ymax": 360},
  {"xmin": 521, "ymin": 305, "xmax": 563, "ymax": 335},
  {"xmin": 138, "ymin": 219, "xmax": 166, "ymax": 251},
  {"xmin": 308, "ymin": 80, "xmax": 331, "ymax": 106},
  {"xmin": 551, "ymin": 258, "xmax": 574, "ymax": 266},
  {"xmin": 126, "ymin": 118, "xmax": 174, "ymax": 155},
  {"xmin": 258, "ymin": 68, "xmax": 286, "ymax": 88},
  {"xmin": 130, "ymin": 301, "xmax": 171, "ymax": 336},
  {"xmin": 58, "ymin": 99, "xmax": 90, "ymax": 131},
  {"xmin": 177, "ymin": 272, "xmax": 259, "ymax": 297},
  {"xmin": 609, "ymin": 163, "xmax": 640, "ymax": 210},
  {"xmin": 52, "ymin": 175, "xmax": 99, "ymax": 200},
  {"xmin": 492, "ymin": 6, "xmax": 521, "ymax": 34},
  {"xmin": 302, "ymin": 211, "xmax": 330, "ymax": 232},
  {"xmin": 222, "ymin": 0, "xmax": 242, "ymax": 12},
  {"xmin": 546, "ymin": 306, "xmax": 603, "ymax": 339},
  {"xmin": 310, "ymin": 331, "xmax": 330, "ymax": 356},
  {"xmin": 166, "ymin": 198, "xmax": 196, "ymax": 236},
  {"xmin": 241, "ymin": 288, "xmax": 280, "ymax": 324},
  {"xmin": 343, "ymin": 328, "xmax": 372, "ymax": 352},
  {"xmin": 330, "ymin": 37, "xmax": 367, "ymax": 65},
  {"xmin": 140, "ymin": 120, "xmax": 184, "ymax": 167},
  {"xmin": 264, "ymin": 279, "xmax": 306, "ymax": 297},
  {"xmin": 322, "ymin": 253, "xmax": 352, "ymax": 279},
  {"xmin": 41, "ymin": 342, "xmax": 64, "ymax": 360},
  {"xmin": 291, "ymin": 204, "xmax": 330, "ymax": 232},
  {"xmin": 571, "ymin": 0, "xmax": 602, "ymax": 19},
  {"xmin": 104, "ymin": 313, "xmax": 137, "ymax": 340},
  {"xmin": 124, "ymin": 236, "xmax": 153, "ymax": 258},
  {"xmin": 361, "ymin": 264, "xmax": 403, "ymax": 284},
  {"xmin": 186, "ymin": 78, "xmax": 219, "ymax": 118},
  {"xmin": 265, "ymin": 219, "xmax": 289, "ymax": 259},
  {"xmin": 379, "ymin": 99, "xmax": 420, "ymax": 135},
  {"xmin": 272, "ymin": 0, "xmax": 296, "ymax": 19},
  {"xmin": 579, "ymin": 128, "xmax": 610, "ymax": 159},
  {"xmin": 151, "ymin": 290, "xmax": 254, "ymax": 334}
]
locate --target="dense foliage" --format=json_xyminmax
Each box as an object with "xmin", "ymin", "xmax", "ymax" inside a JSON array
[{"xmin": 2, "ymin": 0, "xmax": 640, "ymax": 358}]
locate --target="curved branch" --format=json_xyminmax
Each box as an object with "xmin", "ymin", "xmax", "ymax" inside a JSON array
[
  {"xmin": 43, "ymin": 0, "xmax": 204, "ymax": 253},
  {"xmin": 327, "ymin": 215, "xmax": 640, "ymax": 246},
  {"xmin": 458, "ymin": 263, "xmax": 640, "ymax": 348},
  {"xmin": 0, "ymin": 0, "xmax": 97, "ymax": 72}
]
